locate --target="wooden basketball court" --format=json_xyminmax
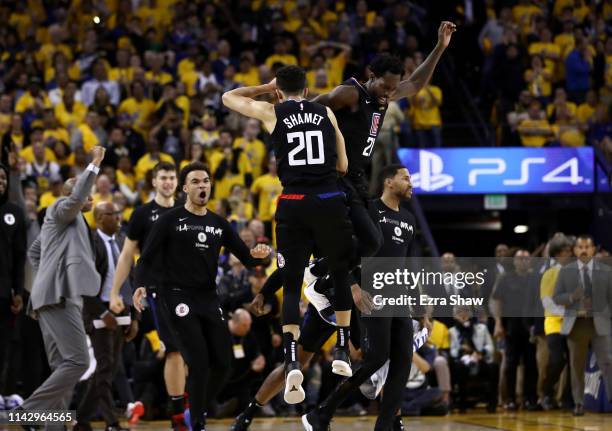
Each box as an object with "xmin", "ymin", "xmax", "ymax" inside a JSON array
[{"xmin": 106, "ymin": 411, "xmax": 611, "ymax": 430}]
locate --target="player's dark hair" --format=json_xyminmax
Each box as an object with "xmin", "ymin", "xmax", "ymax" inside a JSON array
[
  {"xmin": 369, "ymin": 54, "xmax": 403, "ymax": 77},
  {"xmin": 380, "ymin": 163, "xmax": 406, "ymax": 185},
  {"xmin": 180, "ymin": 161, "xmax": 210, "ymax": 186},
  {"xmin": 152, "ymin": 161, "xmax": 176, "ymax": 177},
  {"xmin": 276, "ymin": 65, "xmax": 307, "ymax": 95}
]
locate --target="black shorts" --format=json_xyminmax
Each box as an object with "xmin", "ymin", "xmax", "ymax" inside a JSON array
[
  {"xmin": 299, "ymin": 304, "xmax": 361, "ymax": 352},
  {"xmin": 147, "ymin": 292, "xmax": 180, "ymax": 353}
]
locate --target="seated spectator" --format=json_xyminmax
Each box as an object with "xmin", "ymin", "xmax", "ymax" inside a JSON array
[
  {"xmin": 234, "ymin": 119, "xmax": 266, "ymax": 178},
  {"xmin": 265, "ymin": 38, "xmax": 298, "ymax": 69},
  {"xmin": 518, "ymin": 100, "xmax": 554, "ymax": 147},
  {"xmin": 234, "ymin": 53, "xmax": 260, "ymax": 87},
  {"xmin": 23, "ymin": 134, "xmax": 61, "ymax": 193},
  {"xmin": 528, "ymin": 28, "xmax": 561, "ymax": 75},
  {"xmin": 576, "ymin": 89, "xmax": 598, "ymax": 128},
  {"xmin": 70, "ymin": 110, "xmax": 106, "ymax": 152},
  {"xmin": 118, "ymin": 80, "xmax": 155, "ymax": 135},
  {"xmin": 250, "ymin": 155, "xmax": 282, "ymax": 237},
  {"xmin": 547, "ymin": 88, "xmax": 577, "ymax": 120},
  {"xmin": 401, "ymin": 346, "xmax": 449, "ymax": 416},
  {"xmin": 449, "ymin": 306, "xmax": 498, "ymax": 413},
  {"xmin": 149, "ymin": 106, "xmax": 189, "ymax": 162},
  {"xmin": 216, "ymin": 309, "xmax": 265, "ymax": 417},
  {"xmin": 551, "ymin": 105, "xmax": 585, "ymax": 147},
  {"xmin": 54, "ymin": 81, "xmax": 87, "ymax": 130},
  {"xmin": 134, "ymin": 139, "xmax": 174, "ymax": 182},
  {"xmin": 507, "ymin": 90, "xmax": 534, "ymax": 137}
]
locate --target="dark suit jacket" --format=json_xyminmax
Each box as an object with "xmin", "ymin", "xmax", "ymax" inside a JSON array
[
  {"xmin": 553, "ymin": 260, "xmax": 612, "ymax": 336},
  {"xmin": 83, "ymin": 230, "xmax": 134, "ymax": 331}
]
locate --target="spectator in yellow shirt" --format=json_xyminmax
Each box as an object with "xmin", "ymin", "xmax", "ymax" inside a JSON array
[
  {"xmin": 54, "ymin": 82, "xmax": 87, "ymax": 130},
  {"xmin": 234, "ymin": 53, "xmax": 261, "ymax": 87},
  {"xmin": 118, "ymin": 80, "xmax": 156, "ymax": 134},
  {"xmin": 0, "ymin": 94, "xmax": 12, "ymax": 135},
  {"xmin": 108, "ymin": 48, "xmax": 134, "ymax": 84},
  {"xmin": 250, "ymin": 155, "xmax": 282, "ymax": 232},
  {"xmin": 539, "ymin": 233, "xmax": 573, "ymax": 411},
  {"xmin": 525, "ymin": 55, "xmax": 553, "ymax": 99},
  {"xmin": 528, "ymin": 28, "xmax": 561, "ymax": 74},
  {"xmin": 518, "ymin": 101, "xmax": 554, "ymax": 146},
  {"xmin": 265, "ymin": 39, "xmax": 298, "ymax": 69},
  {"xmin": 233, "ymin": 119, "xmax": 267, "ymax": 178},
  {"xmin": 15, "ymin": 77, "xmax": 51, "ymax": 115},
  {"xmin": 552, "ymin": 105, "xmax": 585, "ymax": 147},
  {"xmin": 411, "ymin": 85, "xmax": 443, "ymax": 147},
  {"xmin": 145, "ymin": 52, "xmax": 174, "ymax": 86},
  {"xmin": 547, "ymin": 88, "xmax": 577, "ymax": 120},
  {"xmin": 134, "ymin": 139, "xmax": 175, "ymax": 182},
  {"xmin": 576, "ymin": 89, "xmax": 598, "ymax": 127}
]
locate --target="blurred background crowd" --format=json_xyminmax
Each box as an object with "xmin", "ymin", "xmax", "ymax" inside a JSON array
[{"xmin": 0, "ymin": 0, "xmax": 611, "ymax": 423}]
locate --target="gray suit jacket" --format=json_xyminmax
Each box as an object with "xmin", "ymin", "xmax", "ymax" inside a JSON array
[
  {"xmin": 553, "ymin": 260, "xmax": 612, "ymax": 336},
  {"xmin": 28, "ymin": 167, "xmax": 101, "ymax": 312}
]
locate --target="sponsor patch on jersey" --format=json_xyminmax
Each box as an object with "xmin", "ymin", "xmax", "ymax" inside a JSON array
[
  {"xmin": 394, "ymin": 226, "xmax": 402, "ymax": 237},
  {"xmin": 3, "ymin": 213, "xmax": 15, "ymax": 225},
  {"xmin": 197, "ymin": 232, "xmax": 207, "ymax": 243},
  {"xmin": 369, "ymin": 113, "xmax": 382, "ymax": 136},
  {"xmin": 175, "ymin": 303, "xmax": 190, "ymax": 317},
  {"xmin": 277, "ymin": 252, "xmax": 285, "ymax": 268}
]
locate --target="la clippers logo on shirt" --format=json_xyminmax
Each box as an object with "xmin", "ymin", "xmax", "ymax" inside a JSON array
[{"xmin": 369, "ymin": 113, "xmax": 382, "ymax": 137}]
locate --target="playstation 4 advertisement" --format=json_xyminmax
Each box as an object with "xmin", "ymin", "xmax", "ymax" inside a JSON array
[{"xmin": 398, "ymin": 147, "xmax": 595, "ymax": 194}]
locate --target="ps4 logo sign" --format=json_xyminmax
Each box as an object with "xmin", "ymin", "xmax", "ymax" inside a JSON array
[{"xmin": 399, "ymin": 148, "xmax": 594, "ymax": 194}]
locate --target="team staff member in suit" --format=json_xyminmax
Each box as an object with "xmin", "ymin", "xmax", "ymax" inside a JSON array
[
  {"xmin": 553, "ymin": 235, "xmax": 612, "ymax": 416},
  {"xmin": 21, "ymin": 146, "xmax": 104, "ymax": 419},
  {"xmin": 134, "ymin": 162, "xmax": 271, "ymax": 431},
  {"xmin": 75, "ymin": 201, "xmax": 139, "ymax": 431}
]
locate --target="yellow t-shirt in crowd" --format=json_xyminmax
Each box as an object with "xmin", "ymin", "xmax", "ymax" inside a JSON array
[
  {"xmin": 546, "ymin": 101, "xmax": 577, "ymax": 118},
  {"xmin": 577, "ymin": 103, "xmax": 596, "ymax": 124},
  {"xmin": 234, "ymin": 68, "xmax": 260, "ymax": 87},
  {"xmin": 116, "ymin": 169, "xmax": 136, "ymax": 191},
  {"xmin": 411, "ymin": 86, "xmax": 442, "ymax": 129},
  {"xmin": 0, "ymin": 113, "xmax": 11, "ymax": 135},
  {"xmin": 108, "ymin": 67, "xmax": 134, "ymax": 82},
  {"xmin": 234, "ymin": 137, "xmax": 266, "ymax": 178},
  {"xmin": 83, "ymin": 192, "xmax": 114, "ymax": 227},
  {"xmin": 43, "ymin": 128, "xmax": 70, "ymax": 144},
  {"xmin": 15, "ymin": 92, "xmax": 52, "ymax": 113},
  {"xmin": 525, "ymin": 67, "xmax": 553, "ymax": 97},
  {"xmin": 118, "ymin": 97, "xmax": 156, "ymax": 133},
  {"xmin": 250, "ymin": 174, "xmax": 282, "ymax": 222},
  {"xmin": 19, "ymin": 146, "xmax": 57, "ymax": 163},
  {"xmin": 518, "ymin": 119, "xmax": 553, "ymax": 147},
  {"xmin": 553, "ymin": 124, "xmax": 585, "ymax": 147},
  {"xmin": 55, "ymin": 101, "xmax": 88, "ymax": 130},
  {"xmin": 209, "ymin": 150, "xmax": 252, "ymax": 178},
  {"xmin": 145, "ymin": 71, "xmax": 174, "ymax": 86},
  {"xmin": 38, "ymin": 191, "xmax": 59, "ymax": 211},
  {"xmin": 540, "ymin": 266, "xmax": 563, "ymax": 335},
  {"xmin": 428, "ymin": 320, "xmax": 450, "ymax": 350},
  {"xmin": 134, "ymin": 152, "xmax": 175, "ymax": 181},
  {"xmin": 528, "ymin": 42, "xmax": 561, "ymax": 72},
  {"xmin": 265, "ymin": 54, "xmax": 298, "ymax": 68}
]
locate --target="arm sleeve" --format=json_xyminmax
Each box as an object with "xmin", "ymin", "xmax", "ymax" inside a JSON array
[
  {"xmin": 260, "ymin": 269, "xmax": 283, "ymax": 302},
  {"xmin": 27, "ymin": 235, "xmax": 41, "ymax": 270},
  {"xmin": 135, "ymin": 213, "xmax": 169, "ymax": 288},
  {"xmin": 221, "ymin": 218, "xmax": 262, "ymax": 268},
  {"xmin": 11, "ymin": 207, "xmax": 26, "ymax": 296}
]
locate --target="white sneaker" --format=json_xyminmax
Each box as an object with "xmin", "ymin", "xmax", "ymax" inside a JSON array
[
  {"xmin": 284, "ymin": 366, "xmax": 306, "ymax": 404},
  {"xmin": 304, "ymin": 277, "xmax": 336, "ymax": 326}
]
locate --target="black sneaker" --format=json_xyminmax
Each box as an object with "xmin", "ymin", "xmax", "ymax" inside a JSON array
[
  {"xmin": 231, "ymin": 411, "xmax": 254, "ymax": 431},
  {"xmin": 541, "ymin": 396, "xmax": 558, "ymax": 411},
  {"xmin": 393, "ymin": 416, "xmax": 405, "ymax": 431},
  {"xmin": 284, "ymin": 361, "xmax": 305, "ymax": 404},
  {"xmin": 301, "ymin": 409, "xmax": 331, "ymax": 431},
  {"xmin": 331, "ymin": 346, "xmax": 352, "ymax": 377}
]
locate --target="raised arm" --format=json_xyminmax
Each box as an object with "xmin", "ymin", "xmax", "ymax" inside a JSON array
[
  {"xmin": 51, "ymin": 146, "xmax": 105, "ymax": 224},
  {"xmin": 326, "ymin": 107, "xmax": 348, "ymax": 174},
  {"xmin": 392, "ymin": 21, "xmax": 456, "ymax": 100},
  {"xmin": 222, "ymin": 82, "xmax": 278, "ymax": 132}
]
